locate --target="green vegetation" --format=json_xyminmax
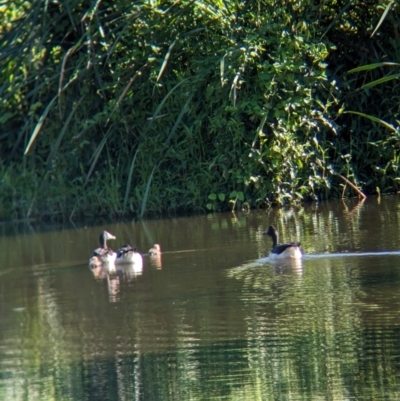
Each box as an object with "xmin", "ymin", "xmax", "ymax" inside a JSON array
[{"xmin": 1, "ymin": 0, "xmax": 399, "ymax": 221}]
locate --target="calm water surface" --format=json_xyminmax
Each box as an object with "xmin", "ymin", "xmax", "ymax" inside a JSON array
[{"xmin": 1, "ymin": 197, "xmax": 400, "ymax": 400}]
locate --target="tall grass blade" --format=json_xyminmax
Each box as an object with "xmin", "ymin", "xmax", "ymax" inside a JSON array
[
  {"xmin": 220, "ymin": 55, "xmax": 225, "ymax": 86},
  {"xmin": 93, "ymin": 61, "xmax": 106, "ymax": 99},
  {"xmin": 61, "ymin": 0, "xmax": 77, "ymax": 31},
  {"xmin": 344, "ymin": 111, "xmax": 398, "ymax": 133},
  {"xmin": 165, "ymin": 93, "xmax": 194, "ymax": 146},
  {"xmin": 46, "ymin": 95, "xmax": 85, "ymax": 169},
  {"xmin": 348, "ymin": 62, "xmax": 400, "ymax": 73},
  {"xmin": 252, "ymin": 113, "xmax": 268, "ymax": 148},
  {"xmin": 25, "ymin": 65, "xmax": 82, "ymax": 155},
  {"xmin": 140, "ymin": 219, "xmax": 154, "ymax": 244},
  {"xmin": 145, "ymin": 77, "xmax": 190, "ymax": 132},
  {"xmin": 106, "ymin": 63, "xmax": 148, "ymax": 125},
  {"xmin": 157, "ymin": 40, "xmax": 176, "ymax": 83},
  {"xmin": 220, "ymin": 48, "xmax": 245, "ymax": 87},
  {"xmin": 370, "ymin": 0, "xmax": 394, "ymax": 38},
  {"xmin": 140, "ymin": 165, "xmax": 157, "ymax": 218},
  {"xmin": 123, "ymin": 146, "xmax": 140, "ymax": 213},
  {"xmin": 104, "ymin": 12, "xmax": 142, "ymax": 66},
  {"xmin": 230, "ymin": 70, "xmax": 241, "ymax": 106},
  {"xmin": 361, "ymin": 73, "xmax": 400, "ymax": 89},
  {"xmin": 84, "ymin": 126, "xmax": 113, "ymax": 186},
  {"xmin": 58, "ymin": 47, "xmax": 74, "ymax": 118},
  {"xmin": 182, "ymin": 27, "xmax": 206, "ymax": 38},
  {"xmin": 24, "ymin": 94, "xmax": 58, "ymax": 155}
]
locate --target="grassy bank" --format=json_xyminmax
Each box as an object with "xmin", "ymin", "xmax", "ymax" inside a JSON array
[{"xmin": 1, "ymin": 1, "xmax": 399, "ymax": 221}]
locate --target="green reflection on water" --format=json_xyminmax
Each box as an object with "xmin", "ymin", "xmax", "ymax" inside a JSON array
[{"xmin": 1, "ymin": 197, "xmax": 400, "ymax": 400}]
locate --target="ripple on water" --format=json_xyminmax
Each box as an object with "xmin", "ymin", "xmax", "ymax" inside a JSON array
[{"xmin": 2, "ymin": 202, "xmax": 400, "ymax": 400}]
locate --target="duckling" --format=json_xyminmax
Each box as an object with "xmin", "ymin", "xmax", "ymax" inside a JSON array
[
  {"xmin": 115, "ymin": 244, "xmax": 143, "ymax": 265},
  {"xmin": 148, "ymin": 244, "xmax": 161, "ymax": 256},
  {"xmin": 88, "ymin": 230, "xmax": 117, "ymax": 267},
  {"xmin": 263, "ymin": 225, "xmax": 302, "ymax": 260}
]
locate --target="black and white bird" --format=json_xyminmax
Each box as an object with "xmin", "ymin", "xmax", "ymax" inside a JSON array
[
  {"xmin": 115, "ymin": 244, "xmax": 143, "ymax": 266},
  {"xmin": 263, "ymin": 225, "xmax": 302, "ymax": 260}
]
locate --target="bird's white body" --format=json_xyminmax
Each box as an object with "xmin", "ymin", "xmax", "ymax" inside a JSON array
[
  {"xmin": 269, "ymin": 246, "xmax": 302, "ymax": 260},
  {"xmin": 115, "ymin": 244, "xmax": 143, "ymax": 267},
  {"xmin": 116, "ymin": 251, "xmax": 143, "ymax": 265},
  {"xmin": 263, "ymin": 225, "xmax": 303, "ymax": 260}
]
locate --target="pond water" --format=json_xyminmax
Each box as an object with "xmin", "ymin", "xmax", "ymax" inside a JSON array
[{"xmin": 1, "ymin": 196, "xmax": 400, "ymax": 401}]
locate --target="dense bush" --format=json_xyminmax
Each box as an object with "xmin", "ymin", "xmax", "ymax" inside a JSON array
[{"xmin": 1, "ymin": 0, "xmax": 399, "ymax": 221}]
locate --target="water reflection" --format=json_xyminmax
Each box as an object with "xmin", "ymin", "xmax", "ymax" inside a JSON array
[
  {"xmin": 107, "ymin": 272, "xmax": 120, "ymax": 303},
  {"xmin": 116, "ymin": 262, "xmax": 143, "ymax": 278},
  {"xmin": 1, "ymin": 196, "xmax": 400, "ymax": 400},
  {"xmin": 90, "ymin": 261, "xmax": 144, "ymax": 303},
  {"xmin": 270, "ymin": 257, "xmax": 303, "ymax": 275},
  {"xmin": 90, "ymin": 263, "xmax": 116, "ymax": 280},
  {"xmin": 148, "ymin": 244, "xmax": 162, "ymax": 269},
  {"xmin": 149, "ymin": 254, "xmax": 162, "ymax": 269}
]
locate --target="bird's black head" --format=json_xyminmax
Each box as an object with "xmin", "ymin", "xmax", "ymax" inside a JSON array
[{"xmin": 262, "ymin": 225, "xmax": 276, "ymax": 237}]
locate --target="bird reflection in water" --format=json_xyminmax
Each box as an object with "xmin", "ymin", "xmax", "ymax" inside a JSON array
[
  {"xmin": 106, "ymin": 272, "xmax": 120, "ymax": 303},
  {"xmin": 270, "ymin": 258, "xmax": 303, "ymax": 275},
  {"xmin": 88, "ymin": 264, "xmax": 121, "ymax": 302},
  {"xmin": 89, "ymin": 261, "xmax": 143, "ymax": 303},
  {"xmin": 116, "ymin": 263, "xmax": 143, "ymax": 280},
  {"xmin": 89, "ymin": 263, "xmax": 115, "ymax": 280}
]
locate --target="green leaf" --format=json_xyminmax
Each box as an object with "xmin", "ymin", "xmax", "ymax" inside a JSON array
[
  {"xmin": 208, "ymin": 193, "xmax": 217, "ymax": 200},
  {"xmin": 24, "ymin": 94, "xmax": 58, "ymax": 155},
  {"xmin": 344, "ymin": 111, "xmax": 398, "ymax": 134},
  {"xmin": 0, "ymin": 112, "xmax": 14, "ymax": 124},
  {"xmin": 140, "ymin": 165, "xmax": 157, "ymax": 218},
  {"xmin": 370, "ymin": 0, "xmax": 395, "ymax": 38},
  {"xmin": 348, "ymin": 62, "xmax": 400, "ymax": 73},
  {"xmin": 157, "ymin": 40, "xmax": 176, "ymax": 83},
  {"xmin": 361, "ymin": 73, "xmax": 400, "ymax": 89},
  {"xmin": 218, "ymin": 193, "xmax": 225, "ymax": 201},
  {"xmin": 123, "ymin": 147, "xmax": 140, "ymax": 213}
]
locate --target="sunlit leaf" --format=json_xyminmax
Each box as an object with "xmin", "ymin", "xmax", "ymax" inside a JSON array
[
  {"xmin": 370, "ymin": 0, "xmax": 395, "ymax": 38},
  {"xmin": 348, "ymin": 62, "xmax": 400, "ymax": 73},
  {"xmin": 344, "ymin": 111, "xmax": 398, "ymax": 134},
  {"xmin": 361, "ymin": 74, "xmax": 400, "ymax": 89}
]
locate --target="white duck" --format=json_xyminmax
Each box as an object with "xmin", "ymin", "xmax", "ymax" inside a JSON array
[
  {"xmin": 115, "ymin": 244, "xmax": 143, "ymax": 266},
  {"xmin": 148, "ymin": 244, "xmax": 161, "ymax": 256},
  {"xmin": 88, "ymin": 231, "xmax": 117, "ymax": 267}
]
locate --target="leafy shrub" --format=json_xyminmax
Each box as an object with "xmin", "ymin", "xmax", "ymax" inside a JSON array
[{"xmin": 1, "ymin": 0, "xmax": 399, "ymax": 220}]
